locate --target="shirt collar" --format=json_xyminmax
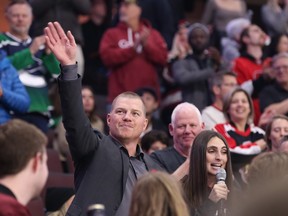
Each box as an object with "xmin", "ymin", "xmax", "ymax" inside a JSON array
[
  {"xmin": 0, "ymin": 184, "xmax": 16, "ymax": 199},
  {"xmin": 5, "ymin": 32, "xmax": 32, "ymax": 45},
  {"xmin": 229, "ymin": 121, "xmax": 249, "ymax": 131},
  {"xmin": 110, "ymin": 135, "xmax": 144, "ymax": 159},
  {"xmin": 240, "ymin": 51, "xmax": 266, "ymax": 64}
]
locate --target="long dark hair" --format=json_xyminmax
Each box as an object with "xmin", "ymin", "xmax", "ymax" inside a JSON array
[
  {"xmin": 184, "ymin": 130, "xmax": 233, "ymax": 209},
  {"xmin": 267, "ymin": 33, "xmax": 288, "ymax": 57},
  {"xmin": 81, "ymin": 85, "xmax": 99, "ymax": 121}
]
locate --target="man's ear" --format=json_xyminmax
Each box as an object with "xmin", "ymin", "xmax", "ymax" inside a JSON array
[
  {"xmin": 143, "ymin": 118, "xmax": 148, "ymax": 131},
  {"xmin": 168, "ymin": 123, "xmax": 174, "ymax": 137},
  {"xmin": 201, "ymin": 121, "xmax": 205, "ymax": 129},
  {"xmin": 107, "ymin": 113, "xmax": 111, "ymax": 126},
  {"xmin": 31, "ymin": 153, "xmax": 42, "ymax": 173}
]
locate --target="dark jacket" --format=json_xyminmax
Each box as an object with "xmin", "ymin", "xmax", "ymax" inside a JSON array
[
  {"xmin": 30, "ymin": 0, "xmax": 90, "ymax": 45},
  {"xmin": 58, "ymin": 72, "xmax": 161, "ymax": 216},
  {"xmin": 138, "ymin": 0, "xmax": 176, "ymax": 49}
]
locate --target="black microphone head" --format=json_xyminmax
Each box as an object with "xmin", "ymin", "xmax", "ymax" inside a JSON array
[{"xmin": 216, "ymin": 168, "xmax": 226, "ymax": 182}]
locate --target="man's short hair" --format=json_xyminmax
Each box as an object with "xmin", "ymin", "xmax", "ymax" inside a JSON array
[
  {"xmin": 141, "ymin": 130, "xmax": 171, "ymax": 152},
  {"xmin": 272, "ymin": 52, "xmax": 288, "ymax": 66},
  {"xmin": 170, "ymin": 102, "xmax": 202, "ymax": 126},
  {"xmin": 111, "ymin": 91, "xmax": 146, "ymax": 114},
  {"xmin": 5, "ymin": 0, "xmax": 31, "ymax": 11},
  {"xmin": 210, "ymin": 71, "xmax": 237, "ymax": 87},
  {"xmin": 0, "ymin": 119, "xmax": 47, "ymax": 178}
]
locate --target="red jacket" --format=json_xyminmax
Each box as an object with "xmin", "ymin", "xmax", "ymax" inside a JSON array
[
  {"xmin": 233, "ymin": 55, "xmax": 271, "ymax": 125},
  {"xmin": 100, "ymin": 20, "xmax": 168, "ymax": 102},
  {"xmin": 233, "ymin": 56, "xmax": 271, "ymax": 84},
  {"xmin": 0, "ymin": 193, "xmax": 31, "ymax": 216}
]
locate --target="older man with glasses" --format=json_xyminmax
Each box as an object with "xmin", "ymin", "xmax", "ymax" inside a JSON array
[{"xmin": 259, "ymin": 52, "xmax": 288, "ymax": 117}]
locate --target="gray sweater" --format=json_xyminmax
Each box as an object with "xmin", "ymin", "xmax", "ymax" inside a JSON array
[
  {"xmin": 261, "ymin": 4, "xmax": 288, "ymax": 37},
  {"xmin": 201, "ymin": 0, "xmax": 247, "ymax": 32},
  {"xmin": 172, "ymin": 56, "xmax": 215, "ymax": 111}
]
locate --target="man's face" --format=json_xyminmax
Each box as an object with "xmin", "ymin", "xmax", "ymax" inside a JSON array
[
  {"xmin": 6, "ymin": 3, "xmax": 32, "ymax": 36},
  {"xmin": 245, "ymin": 25, "xmax": 266, "ymax": 47},
  {"xmin": 219, "ymin": 75, "xmax": 238, "ymax": 99},
  {"xmin": 140, "ymin": 92, "xmax": 158, "ymax": 116},
  {"xmin": 119, "ymin": 3, "xmax": 141, "ymax": 23},
  {"xmin": 107, "ymin": 97, "xmax": 148, "ymax": 143},
  {"xmin": 273, "ymin": 57, "xmax": 288, "ymax": 86},
  {"xmin": 170, "ymin": 109, "xmax": 204, "ymax": 156},
  {"xmin": 189, "ymin": 28, "xmax": 209, "ymax": 53}
]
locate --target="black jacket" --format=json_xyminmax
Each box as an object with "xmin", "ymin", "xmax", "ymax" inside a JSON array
[{"xmin": 58, "ymin": 75, "xmax": 162, "ymax": 216}]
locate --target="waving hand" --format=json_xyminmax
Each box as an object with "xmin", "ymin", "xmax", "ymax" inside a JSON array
[{"xmin": 44, "ymin": 22, "xmax": 77, "ymax": 66}]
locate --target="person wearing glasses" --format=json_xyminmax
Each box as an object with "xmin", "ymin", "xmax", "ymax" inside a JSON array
[
  {"xmin": 202, "ymin": 71, "xmax": 238, "ymax": 130},
  {"xmin": 259, "ymin": 52, "xmax": 288, "ymax": 117}
]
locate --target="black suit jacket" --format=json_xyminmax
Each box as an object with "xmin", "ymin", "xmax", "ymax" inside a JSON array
[{"xmin": 58, "ymin": 76, "xmax": 161, "ymax": 216}]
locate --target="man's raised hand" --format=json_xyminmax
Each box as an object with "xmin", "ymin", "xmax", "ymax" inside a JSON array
[{"xmin": 44, "ymin": 22, "xmax": 77, "ymax": 66}]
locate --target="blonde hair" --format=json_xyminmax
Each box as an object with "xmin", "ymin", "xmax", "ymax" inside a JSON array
[
  {"xmin": 234, "ymin": 152, "xmax": 288, "ymax": 216},
  {"xmin": 129, "ymin": 172, "xmax": 190, "ymax": 216},
  {"xmin": 247, "ymin": 152, "xmax": 288, "ymax": 187}
]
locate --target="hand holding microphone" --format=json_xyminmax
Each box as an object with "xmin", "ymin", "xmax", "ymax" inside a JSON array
[{"xmin": 209, "ymin": 168, "xmax": 229, "ymax": 203}]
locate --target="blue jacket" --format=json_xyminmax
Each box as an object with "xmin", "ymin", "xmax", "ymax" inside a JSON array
[{"xmin": 0, "ymin": 51, "xmax": 30, "ymax": 124}]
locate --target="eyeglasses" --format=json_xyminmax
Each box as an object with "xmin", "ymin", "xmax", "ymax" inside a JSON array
[{"xmin": 274, "ymin": 65, "xmax": 288, "ymax": 72}]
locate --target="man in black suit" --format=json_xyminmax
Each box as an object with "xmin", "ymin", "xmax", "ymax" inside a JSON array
[{"xmin": 45, "ymin": 22, "xmax": 162, "ymax": 216}]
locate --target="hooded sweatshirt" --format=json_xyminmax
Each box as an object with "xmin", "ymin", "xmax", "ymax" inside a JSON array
[{"xmin": 100, "ymin": 20, "xmax": 168, "ymax": 102}]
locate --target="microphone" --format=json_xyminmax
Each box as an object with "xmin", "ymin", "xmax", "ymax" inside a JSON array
[
  {"xmin": 216, "ymin": 168, "xmax": 227, "ymax": 216},
  {"xmin": 216, "ymin": 168, "xmax": 226, "ymax": 183}
]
